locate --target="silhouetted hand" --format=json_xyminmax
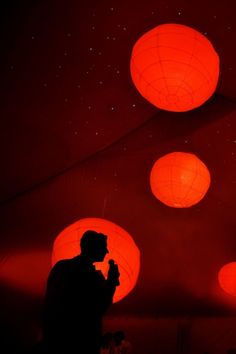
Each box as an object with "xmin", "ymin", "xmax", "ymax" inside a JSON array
[{"xmin": 108, "ymin": 259, "xmax": 120, "ymax": 286}]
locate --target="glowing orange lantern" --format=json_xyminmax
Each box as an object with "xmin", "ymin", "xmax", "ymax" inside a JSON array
[
  {"xmin": 52, "ymin": 218, "xmax": 140, "ymax": 302},
  {"xmin": 218, "ymin": 262, "xmax": 236, "ymax": 296},
  {"xmin": 130, "ymin": 23, "xmax": 219, "ymax": 112},
  {"xmin": 150, "ymin": 152, "xmax": 211, "ymax": 208}
]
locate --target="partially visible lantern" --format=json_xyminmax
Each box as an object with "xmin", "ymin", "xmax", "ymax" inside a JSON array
[
  {"xmin": 52, "ymin": 218, "xmax": 140, "ymax": 302},
  {"xmin": 150, "ymin": 152, "xmax": 211, "ymax": 208},
  {"xmin": 130, "ymin": 23, "xmax": 219, "ymax": 112},
  {"xmin": 218, "ymin": 262, "xmax": 236, "ymax": 296}
]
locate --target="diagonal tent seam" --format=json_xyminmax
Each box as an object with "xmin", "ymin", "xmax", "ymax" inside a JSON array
[
  {"xmin": 1, "ymin": 93, "xmax": 234, "ymax": 207},
  {"xmin": 0, "ymin": 111, "xmax": 162, "ymax": 207}
]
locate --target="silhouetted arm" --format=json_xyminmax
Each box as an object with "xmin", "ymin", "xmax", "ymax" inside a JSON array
[{"xmin": 94, "ymin": 261, "xmax": 120, "ymax": 313}]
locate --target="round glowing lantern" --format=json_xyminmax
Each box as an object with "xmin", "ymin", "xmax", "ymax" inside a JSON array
[
  {"xmin": 52, "ymin": 218, "xmax": 140, "ymax": 302},
  {"xmin": 130, "ymin": 23, "xmax": 219, "ymax": 112},
  {"xmin": 150, "ymin": 152, "xmax": 211, "ymax": 208},
  {"xmin": 218, "ymin": 262, "xmax": 236, "ymax": 296}
]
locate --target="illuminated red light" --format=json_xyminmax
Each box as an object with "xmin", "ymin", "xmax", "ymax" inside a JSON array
[
  {"xmin": 130, "ymin": 23, "xmax": 219, "ymax": 112},
  {"xmin": 52, "ymin": 218, "xmax": 140, "ymax": 302},
  {"xmin": 150, "ymin": 152, "xmax": 211, "ymax": 208}
]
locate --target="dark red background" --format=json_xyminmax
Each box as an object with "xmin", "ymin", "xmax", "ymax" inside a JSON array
[{"xmin": 0, "ymin": 1, "xmax": 236, "ymax": 353}]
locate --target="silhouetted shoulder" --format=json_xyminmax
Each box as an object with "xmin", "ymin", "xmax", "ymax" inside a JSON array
[{"xmin": 46, "ymin": 259, "xmax": 72, "ymax": 290}]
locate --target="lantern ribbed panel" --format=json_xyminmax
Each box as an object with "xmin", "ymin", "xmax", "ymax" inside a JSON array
[
  {"xmin": 218, "ymin": 262, "xmax": 236, "ymax": 296},
  {"xmin": 130, "ymin": 23, "xmax": 219, "ymax": 112},
  {"xmin": 52, "ymin": 218, "xmax": 140, "ymax": 302},
  {"xmin": 150, "ymin": 152, "xmax": 211, "ymax": 208}
]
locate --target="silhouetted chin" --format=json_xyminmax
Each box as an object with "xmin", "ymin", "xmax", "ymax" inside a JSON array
[{"xmin": 94, "ymin": 256, "xmax": 106, "ymax": 262}]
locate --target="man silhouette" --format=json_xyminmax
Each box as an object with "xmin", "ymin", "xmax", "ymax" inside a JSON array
[{"xmin": 42, "ymin": 230, "xmax": 120, "ymax": 354}]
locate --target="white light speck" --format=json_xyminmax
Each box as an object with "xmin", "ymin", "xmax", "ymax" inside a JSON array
[
  {"xmin": 98, "ymin": 52, "xmax": 102, "ymax": 56},
  {"xmin": 110, "ymin": 7, "xmax": 114, "ymax": 11},
  {"xmin": 132, "ymin": 104, "xmax": 136, "ymax": 108},
  {"xmin": 123, "ymin": 27, "xmax": 127, "ymax": 31},
  {"xmin": 95, "ymin": 132, "xmax": 99, "ymax": 135},
  {"xmin": 88, "ymin": 106, "xmax": 92, "ymax": 110},
  {"xmin": 89, "ymin": 47, "xmax": 93, "ymax": 51},
  {"xmin": 74, "ymin": 131, "xmax": 78, "ymax": 135},
  {"xmin": 99, "ymin": 81, "xmax": 103, "ymax": 85}
]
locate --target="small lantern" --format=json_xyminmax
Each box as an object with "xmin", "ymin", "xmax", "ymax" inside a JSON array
[
  {"xmin": 218, "ymin": 262, "xmax": 236, "ymax": 296},
  {"xmin": 150, "ymin": 151, "xmax": 211, "ymax": 208}
]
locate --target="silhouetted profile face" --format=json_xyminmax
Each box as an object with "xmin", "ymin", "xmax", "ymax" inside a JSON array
[{"xmin": 80, "ymin": 230, "xmax": 108, "ymax": 262}]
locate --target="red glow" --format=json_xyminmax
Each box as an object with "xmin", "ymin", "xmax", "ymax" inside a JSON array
[
  {"xmin": 218, "ymin": 262, "xmax": 236, "ymax": 296},
  {"xmin": 0, "ymin": 250, "xmax": 51, "ymax": 295},
  {"xmin": 150, "ymin": 152, "xmax": 211, "ymax": 208},
  {"xmin": 52, "ymin": 218, "xmax": 140, "ymax": 302},
  {"xmin": 130, "ymin": 23, "xmax": 219, "ymax": 112}
]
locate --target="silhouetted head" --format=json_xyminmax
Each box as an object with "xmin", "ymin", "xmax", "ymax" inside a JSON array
[
  {"xmin": 80, "ymin": 230, "xmax": 108, "ymax": 262},
  {"xmin": 113, "ymin": 330, "xmax": 125, "ymax": 345}
]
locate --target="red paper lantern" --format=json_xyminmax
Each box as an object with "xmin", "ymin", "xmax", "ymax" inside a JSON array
[
  {"xmin": 130, "ymin": 23, "xmax": 219, "ymax": 112},
  {"xmin": 218, "ymin": 262, "xmax": 236, "ymax": 296},
  {"xmin": 52, "ymin": 218, "xmax": 140, "ymax": 302},
  {"xmin": 150, "ymin": 152, "xmax": 211, "ymax": 208}
]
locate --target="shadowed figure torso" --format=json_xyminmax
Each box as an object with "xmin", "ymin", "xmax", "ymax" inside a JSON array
[{"xmin": 42, "ymin": 254, "xmax": 117, "ymax": 354}]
